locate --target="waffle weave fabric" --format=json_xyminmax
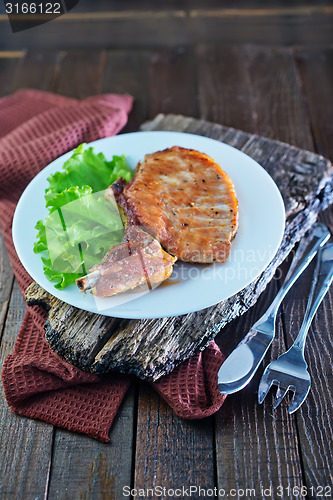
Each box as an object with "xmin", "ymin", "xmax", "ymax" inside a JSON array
[{"xmin": 0, "ymin": 89, "xmax": 226, "ymax": 442}]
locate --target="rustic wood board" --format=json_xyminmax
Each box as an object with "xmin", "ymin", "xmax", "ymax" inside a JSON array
[{"xmin": 25, "ymin": 114, "xmax": 333, "ymax": 381}]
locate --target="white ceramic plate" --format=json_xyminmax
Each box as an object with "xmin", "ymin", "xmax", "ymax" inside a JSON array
[{"xmin": 12, "ymin": 131, "xmax": 285, "ymax": 319}]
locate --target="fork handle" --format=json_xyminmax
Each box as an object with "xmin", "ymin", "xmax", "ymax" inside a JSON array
[
  {"xmin": 263, "ymin": 222, "xmax": 331, "ymax": 322},
  {"xmin": 293, "ymin": 243, "xmax": 333, "ymax": 352}
]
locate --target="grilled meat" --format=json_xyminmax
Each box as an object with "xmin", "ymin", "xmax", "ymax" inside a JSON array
[
  {"xmin": 121, "ymin": 146, "xmax": 238, "ymax": 263},
  {"xmin": 76, "ymin": 226, "xmax": 176, "ymax": 296}
]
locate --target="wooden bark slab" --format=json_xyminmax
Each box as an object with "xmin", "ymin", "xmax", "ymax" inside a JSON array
[{"xmin": 25, "ymin": 114, "xmax": 333, "ymax": 381}]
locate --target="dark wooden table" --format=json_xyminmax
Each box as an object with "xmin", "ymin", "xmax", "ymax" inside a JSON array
[{"xmin": 1, "ymin": 37, "xmax": 333, "ymax": 500}]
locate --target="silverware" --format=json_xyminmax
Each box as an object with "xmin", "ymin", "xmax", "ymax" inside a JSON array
[
  {"xmin": 217, "ymin": 222, "xmax": 331, "ymax": 394},
  {"xmin": 258, "ymin": 243, "xmax": 333, "ymax": 413}
]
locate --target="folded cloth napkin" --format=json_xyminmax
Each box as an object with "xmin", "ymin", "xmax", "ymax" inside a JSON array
[{"xmin": 0, "ymin": 89, "xmax": 226, "ymax": 442}]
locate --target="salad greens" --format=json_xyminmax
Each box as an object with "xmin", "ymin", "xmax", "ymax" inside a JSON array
[{"xmin": 34, "ymin": 144, "xmax": 133, "ymax": 290}]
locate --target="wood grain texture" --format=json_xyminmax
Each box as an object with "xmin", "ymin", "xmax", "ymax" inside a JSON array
[
  {"xmin": 0, "ymin": 281, "xmax": 53, "ymax": 499},
  {"xmin": 10, "ymin": 50, "xmax": 62, "ymax": 93},
  {"xmin": 56, "ymin": 50, "xmax": 105, "ymax": 99},
  {"xmin": 25, "ymin": 113, "xmax": 333, "ymax": 382},
  {"xmin": 100, "ymin": 49, "xmax": 150, "ymax": 133},
  {"xmin": 1, "ymin": 8, "xmax": 333, "ymax": 50},
  {"xmin": 216, "ymin": 43, "xmax": 333, "ymax": 498},
  {"xmin": 197, "ymin": 44, "xmax": 256, "ymax": 131},
  {"xmin": 134, "ymin": 384, "xmax": 216, "ymax": 494},
  {"xmin": 47, "ymin": 387, "xmax": 136, "ymax": 500},
  {"xmin": 215, "ymin": 310, "xmax": 304, "ymax": 495},
  {"xmin": 283, "ymin": 46, "xmax": 333, "ymax": 496},
  {"xmin": 198, "ymin": 45, "xmax": 313, "ymax": 148},
  {"xmin": 148, "ymin": 47, "xmax": 199, "ymax": 119},
  {"xmin": 0, "ymin": 48, "xmax": 139, "ymax": 500},
  {"xmin": 0, "ymin": 56, "xmax": 21, "ymax": 96},
  {"xmin": 141, "ymin": 114, "xmax": 325, "ymax": 216},
  {"xmin": 242, "ymin": 45, "xmax": 314, "ymax": 149},
  {"xmin": 280, "ymin": 257, "xmax": 333, "ymax": 494},
  {"xmin": 294, "ymin": 47, "xmax": 333, "ymax": 161},
  {"xmin": 72, "ymin": 1, "xmax": 333, "ymax": 11},
  {"xmin": 0, "ymin": 233, "xmax": 15, "ymax": 341}
]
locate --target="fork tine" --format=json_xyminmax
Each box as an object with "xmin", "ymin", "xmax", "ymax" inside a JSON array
[
  {"xmin": 288, "ymin": 386, "xmax": 311, "ymax": 414},
  {"xmin": 258, "ymin": 374, "xmax": 275, "ymax": 404},
  {"xmin": 272, "ymin": 385, "xmax": 292, "ymax": 409}
]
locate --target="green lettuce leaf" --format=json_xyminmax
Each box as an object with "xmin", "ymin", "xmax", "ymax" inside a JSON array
[
  {"xmin": 45, "ymin": 185, "xmax": 93, "ymax": 212},
  {"xmin": 46, "ymin": 144, "xmax": 132, "ymax": 198},
  {"xmin": 34, "ymin": 144, "xmax": 133, "ymax": 289}
]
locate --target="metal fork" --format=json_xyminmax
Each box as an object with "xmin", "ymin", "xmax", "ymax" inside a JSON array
[{"xmin": 258, "ymin": 242, "xmax": 333, "ymax": 414}]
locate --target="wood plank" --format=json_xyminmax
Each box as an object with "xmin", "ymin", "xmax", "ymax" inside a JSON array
[
  {"xmin": 100, "ymin": 49, "xmax": 150, "ymax": 133},
  {"xmin": 1, "ymin": 44, "xmax": 332, "ymax": 496},
  {"xmin": 0, "ymin": 281, "xmax": 54, "ymax": 499},
  {"xmin": 294, "ymin": 47, "xmax": 333, "ymax": 161},
  {"xmin": 280, "ymin": 242, "xmax": 333, "ymax": 494},
  {"xmin": 74, "ymin": 0, "xmax": 333, "ymax": 11},
  {"xmin": 10, "ymin": 50, "xmax": 62, "ymax": 93},
  {"xmin": 148, "ymin": 47, "xmax": 199, "ymax": 119},
  {"xmin": 47, "ymin": 385, "xmax": 136, "ymax": 500},
  {"xmin": 135, "ymin": 384, "xmax": 216, "ymax": 494},
  {"xmin": 0, "ymin": 56, "xmax": 22, "ymax": 96},
  {"xmin": 282, "ymin": 47, "xmax": 333, "ymax": 495},
  {"xmin": 75, "ymin": 0, "xmax": 189, "ymax": 10},
  {"xmin": 239, "ymin": 44, "xmax": 333, "ymax": 496},
  {"xmin": 0, "ymin": 232, "xmax": 15, "ymax": 340},
  {"xmin": 215, "ymin": 287, "xmax": 304, "ymax": 495},
  {"xmin": 197, "ymin": 43, "xmax": 315, "ymax": 149},
  {"xmin": 1, "ymin": 8, "xmax": 333, "ymax": 50},
  {"xmin": 198, "ymin": 37, "xmax": 316, "ymax": 196},
  {"xmin": 22, "ymin": 49, "xmax": 333, "ymax": 386},
  {"xmin": 0, "ymin": 48, "xmax": 136, "ymax": 498},
  {"xmin": 244, "ymin": 44, "xmax": 314, "ymax": 148},
  {"xmin": 56, "ymin": 50, "xmax": 105, "ymax": 98},
  {"xmin": 197, "ymin": 44, "xmax": 256, "ymax": 131}
]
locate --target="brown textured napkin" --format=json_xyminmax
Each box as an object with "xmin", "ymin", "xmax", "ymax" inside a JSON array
[{"xmin": 0, "ymin": 89, "xmax": 226, "ymax": 442}]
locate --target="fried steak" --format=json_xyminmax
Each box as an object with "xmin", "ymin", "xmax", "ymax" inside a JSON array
[{"xmin": 123, "ymin": 146, "xmax": 238, "ymax": 263}]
